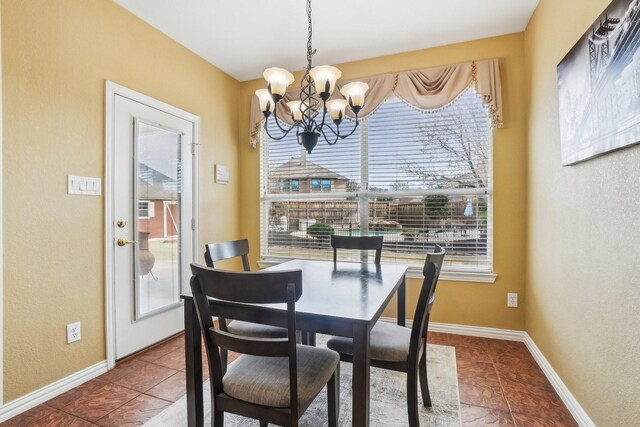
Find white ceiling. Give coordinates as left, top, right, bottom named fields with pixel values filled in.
left=113, top=0, right=539, bottom=82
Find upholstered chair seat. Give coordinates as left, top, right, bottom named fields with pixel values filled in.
left=224, top=345, right=339, bottom=408
left=326, top=321, right=411, bottom=362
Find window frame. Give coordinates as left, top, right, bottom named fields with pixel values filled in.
left=282, top=178, right=299, bottom=193
left=310, top=178, right=332, bottom=192
left=259, top=93, right=496, bottom=282
left=138, top=200, right=155, bottom=219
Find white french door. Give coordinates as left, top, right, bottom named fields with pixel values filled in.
left=108, top=87, right=197, bottom=360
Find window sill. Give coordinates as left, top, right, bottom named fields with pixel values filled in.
left=257, top=258, right=497, bottom=284
left=406, top=266, right=497, bottom=283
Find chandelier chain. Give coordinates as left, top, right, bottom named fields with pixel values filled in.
left=300, top=0, right=318, bottom=125
left=306, top=0, right=314, bottom=68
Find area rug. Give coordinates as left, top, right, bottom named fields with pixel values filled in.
left=145, top=338, right=460, bottom=426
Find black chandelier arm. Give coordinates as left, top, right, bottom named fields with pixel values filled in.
left=319, top=127, right=341, bottom=145
left=301, top=114, right=314, bottom=132
left=314, top=103, right=328, bottom=133
left=271, top=104, right=296, bottom=134
left=321, top=120, right=339, bottom=137
left=322, top=112, right=360, bottom=139
left=295, top=128, right=306, bottom=147
left=262, top=117, right=297, bottom=141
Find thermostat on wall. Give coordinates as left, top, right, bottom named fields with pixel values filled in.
left=215, top=164, right=229, bottom=185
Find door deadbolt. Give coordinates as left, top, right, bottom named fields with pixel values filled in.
left=116, top=219, right=127, bottom=228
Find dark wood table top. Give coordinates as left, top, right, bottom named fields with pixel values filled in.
left=264, top=259, right=409, bottom=325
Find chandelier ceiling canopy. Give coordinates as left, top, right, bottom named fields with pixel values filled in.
left=256, top=0, right=369, bottom=154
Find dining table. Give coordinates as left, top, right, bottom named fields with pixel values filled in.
left=181, top=258, right=409, bottom=427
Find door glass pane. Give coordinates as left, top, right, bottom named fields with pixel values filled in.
left=135, top=121, right=182, bottom=319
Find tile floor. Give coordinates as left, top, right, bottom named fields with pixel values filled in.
left=1, top=332, right=576, bottom=426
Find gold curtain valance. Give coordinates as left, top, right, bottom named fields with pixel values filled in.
left=250, top=58, right=502, bottom=148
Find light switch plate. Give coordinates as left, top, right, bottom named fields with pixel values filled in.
left=68, top=176, right=101, bottom=196
left=215, top=164, right=229, bottom=185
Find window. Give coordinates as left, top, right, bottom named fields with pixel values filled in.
left=261, top=88, right=492, bottom=273
left=311, top=178, right=332, bottom=192
left=138, top=201, right=155, bottom=219
left=282, top=179, right=299, bottom=193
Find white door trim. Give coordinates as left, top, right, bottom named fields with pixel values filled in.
left=104, top=81, right=200, bottom=369
left=0, top=6, right=5, bottom=405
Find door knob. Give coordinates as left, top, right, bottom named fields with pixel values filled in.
left=117, top=238, right=138, bottom=247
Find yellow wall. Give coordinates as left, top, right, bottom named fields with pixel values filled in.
left=238, top=34, right=528, bottom=330
left=12, top=1, right=635, bottom=418
left=524, top=0, right=640, bottom=424
left=2, top=0, right=240, bottom=402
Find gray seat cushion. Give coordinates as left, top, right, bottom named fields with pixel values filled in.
left=326, top=321, right=411, bottom=362
left=223, top=345, right=339, bottom=408
left=227, top=320, right=288, bottom=338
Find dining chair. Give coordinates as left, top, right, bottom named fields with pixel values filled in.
left=204, top=239, right=251, bottom=272
left=330, top=234, right=384, bottom=264
left=204, top=239, right=289, bottom=369
left=190, top=264, right=340, bottom=427
left=326, top=245, right=445, bottom=427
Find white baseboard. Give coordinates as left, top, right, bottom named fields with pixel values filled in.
left=380, top=317, right=525, bottom=341
left=380, top=318, right=594, bottom=427
left=0, top=361, right=108, bottom=422
left=523, top=333, right=595, bottom=427
left=428, top=321, right=525, bottom=341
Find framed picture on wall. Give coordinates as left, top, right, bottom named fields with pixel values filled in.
left=556, top=0, right=640, bottom=166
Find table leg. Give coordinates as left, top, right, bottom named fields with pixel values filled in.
left=184, top=298, right=204, bottom=427
left=397, top=275, right=406, bottom=327
left=352, top=324, right=371, bottom=427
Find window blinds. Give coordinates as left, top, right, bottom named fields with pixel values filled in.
left=261, top=88, right=492, bottom=270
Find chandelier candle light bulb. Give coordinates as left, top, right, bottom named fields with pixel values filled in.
left=256, top=0, right=368, bottom=154
left=255, top=89, right=274, bottom=113
left=340, top=82, right=369, bottom=113
left=263, top=67, right=295, bottom=100
left=326, top=99, right=349, bottom=124
left=286, top=101, right=304, bottom=121
left=309, top=65, right=342, bottom=99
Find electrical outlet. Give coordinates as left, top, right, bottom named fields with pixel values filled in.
left=67, top=322, right=81, bottom=344
left=507, top=293, right=518, bottom=308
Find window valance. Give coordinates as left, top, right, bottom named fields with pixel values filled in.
left=250, top=58, right=502, bottom=148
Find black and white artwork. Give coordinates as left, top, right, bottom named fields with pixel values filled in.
left=557, top=0, right=640, bottom=165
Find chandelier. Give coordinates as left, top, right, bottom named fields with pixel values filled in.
left=255, top=0, right=369, bottom=154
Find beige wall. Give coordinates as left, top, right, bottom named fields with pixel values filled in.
left=2, top=0, right=240, bottom=402
left=524, top=0, right=640, bottom=424
left=238, top=34, right=528, bottom=330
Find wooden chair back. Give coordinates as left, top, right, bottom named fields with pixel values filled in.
left=409, top=245, right=446, bottom=358
left=330, top=235, right=384, bottom=264
left=204, top=239, right=250, bottom=271
left=189, top=263, right=303, bottom=418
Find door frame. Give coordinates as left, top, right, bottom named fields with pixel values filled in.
left=0, top=7, right=5, bottom=404
left=104, top=81, right=200, bottom=369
